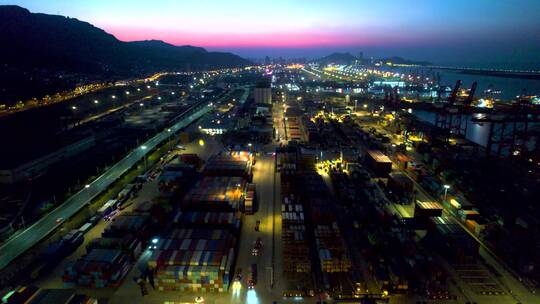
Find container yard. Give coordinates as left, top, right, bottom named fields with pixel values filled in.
left=300, top=163, right=353, bottom=296
left=277, top=146, right=315, bottom=295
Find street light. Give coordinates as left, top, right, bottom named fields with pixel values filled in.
left=94, top=100, right=99, bottom=104
left=141, top=145, right=148, bottom=171
left=443, top=184, right=450, bottom=201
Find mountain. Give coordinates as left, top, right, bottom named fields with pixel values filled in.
left=0, top=5, right=250, bottom=104
left=316, top=52, right=360, bottom=65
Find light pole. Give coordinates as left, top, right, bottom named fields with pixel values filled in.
left=443, top=184, right=450, bottom=201
left=141, top=145, right=148, bottom=172
left=167, top=128, right=173, bottom=150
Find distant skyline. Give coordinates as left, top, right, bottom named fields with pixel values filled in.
left=2, top=0, right=540, bottom=69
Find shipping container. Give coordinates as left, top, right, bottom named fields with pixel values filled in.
left=365, top=150, right=392, bottom=177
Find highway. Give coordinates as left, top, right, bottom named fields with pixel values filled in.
left=0, top=98, right=214, bottom=270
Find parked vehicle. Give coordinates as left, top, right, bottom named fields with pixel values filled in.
left=252, top=238, right=263, bottom=256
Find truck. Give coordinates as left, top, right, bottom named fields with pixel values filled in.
left=117, top=184, right=136, bottom=205
left=247, top=263, right=257, bottom=289
left=98, top=199, right=118, bottom=219
left=252, top=238, right=263, bottom=256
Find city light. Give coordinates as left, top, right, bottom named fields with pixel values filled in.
left=94, top=100, right=99, bottom=104
left=232, top=281, right=242, bottom=293
left=246, top=290, right=259, bottom=304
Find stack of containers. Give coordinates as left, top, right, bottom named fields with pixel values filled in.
left=203, top=153, right=252, bottom=181
left=281, top=196, right=304, bottom=224
left=102, top=213, right=150, bottom=239
left=172, top=211, right=241, bottom=230
left=181, top=176, right=244, bottom=211
left=281, top=194, right=311, bottom=273
left=314, top=223, right=352, bottom=273
left=148, top=229, right=236, bottom=292
left=63, top=212, right=150, bottom=288
left=86, top=235, right=142, bottom=261
left=63, top=249, right=130, bottom=288
left=302, top=171, right=352, bottom=274
left=428, top=216, right=479, bottom=262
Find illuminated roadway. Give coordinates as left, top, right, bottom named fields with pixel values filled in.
left=0, top=97, right=217, bottom=270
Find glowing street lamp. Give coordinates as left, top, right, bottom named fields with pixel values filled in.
left=443, top=184, right=451, bottom=201
left=141, top=145, right=148, bottom=171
